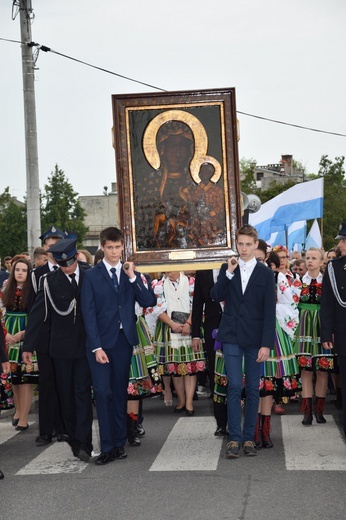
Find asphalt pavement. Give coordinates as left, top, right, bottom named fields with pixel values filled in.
left=1, top=392, right=346, bottom=520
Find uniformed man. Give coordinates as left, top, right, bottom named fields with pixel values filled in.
left=26, top=227, right=66, bottom=446
left=320, top=222, right=346, bottom=437
left=23, top=238, right=93, bottom=461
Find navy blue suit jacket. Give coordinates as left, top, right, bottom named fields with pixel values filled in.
left=210, top=261, right=276, bottom=349
left=81, top=262, right=156, bottom=352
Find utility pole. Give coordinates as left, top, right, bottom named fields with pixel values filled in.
left=19, top=0, right=41, bottom=256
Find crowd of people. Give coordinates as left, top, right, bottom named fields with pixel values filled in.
left=0, top=221, right=345, bottom=476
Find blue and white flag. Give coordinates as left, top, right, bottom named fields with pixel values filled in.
left=305, top=219, right=322, bottom=249
left=250, top=178, right=323, bottom=241
left=267, top=220, right=306, bottom=249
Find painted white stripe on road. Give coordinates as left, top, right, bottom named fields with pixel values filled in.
left=282, top=415, right=346, bottom=471
left=0, top=420, right=35, bottom=445
left=16, top=419, right=101, bottom=475
left=150, top=417, right=222, bottom=471
left=16, top=441, right=88, bottom=475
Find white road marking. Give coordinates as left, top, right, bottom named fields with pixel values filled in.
left=282, top=415, right=346, bottom=471
left=15, top=420, right=100, bottom=475
left=150, top=417, right=222, bottom=471
left=16, top=441, right=88, bottom=475
left=0, top=419, right=35, bottom=445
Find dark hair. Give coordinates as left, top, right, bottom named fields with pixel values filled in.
left=267, top=251, right=280, bottom=269
left=236, top=224, right=258, bottom=241
left=2, top=258, right=32, bottom=311
left=257, top=239, right=267, bottom=256
left=94, top=249, right=104, bottom=266
left=99, top=227, right=124, bottom=246
left=33, top=247, right=48, bottom=259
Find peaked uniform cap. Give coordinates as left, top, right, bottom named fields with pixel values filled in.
left=335, top=222, right=346, bottom=240
left=39, top=226, right=65, bottom=241
left=47, top=238, right=77, bottom=266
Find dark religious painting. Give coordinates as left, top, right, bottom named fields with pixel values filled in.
left=112, top=88, right=241, bottom=271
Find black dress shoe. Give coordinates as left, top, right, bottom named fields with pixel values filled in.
left=95, top=451, right=116, bottom=465
left=12, top=417, right=19, bottom=427
left=76, top=448, right=91, bottom=462
left=174, top=405, right=186, bottom=413
left=185, top=408, right=194, bottom=416
left=0, top=470, right=4, bottom=480
left=214, top=427, right=228, bottom=437
left=113, top=447, right=127, bottom=460
left=57, top=433, right=69, bottom=442
left=16, top=425, right=29, bottom=431
left=35, top=434, right=52, bottom=446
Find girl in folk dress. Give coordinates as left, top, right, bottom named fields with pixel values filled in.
left=254, top=244, right=302, bottom=448
left=1, top=258, right=38, bottom=431
left=153, top=272, right=205, bottom=415
left=294, top=248, right=333, bottom=425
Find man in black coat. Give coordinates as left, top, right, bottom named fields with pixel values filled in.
left=23, top=238, right=93, bottom=462
left=191, top=268, right=227, bottom=435
left=321, top=222, right=346, bottom=437
left=26, top=227, right=66, bottom=446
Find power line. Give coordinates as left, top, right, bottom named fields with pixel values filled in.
left=1, top=36, right=346, bottom=138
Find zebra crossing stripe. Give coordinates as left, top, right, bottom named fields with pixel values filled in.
left=282, top=415, right=346, bottom=471
left=150, top=417, right=222, bottom=471
left=0, top=420, right=34, bottom=445
left=15, top=421, right=101, bottom=475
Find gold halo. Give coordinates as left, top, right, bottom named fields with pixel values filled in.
left=142, top=109, right=221, bottom=184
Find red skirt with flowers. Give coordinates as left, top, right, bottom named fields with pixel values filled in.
left=154, top=322, right=206, bottom=376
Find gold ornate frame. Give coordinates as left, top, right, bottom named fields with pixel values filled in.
left=112, top=88, right=241, bottom=272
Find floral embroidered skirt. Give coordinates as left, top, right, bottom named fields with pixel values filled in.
left=154, top=322, right=206, bottom=376
left=128, top=316, right=163, bottom=399
left=294, top=303, right=335, bottom=372
left=5, top=311, right=39, bottom=384
left=214, top=349, right=228, bottom=404
left=0, top=371, right=14, bottom=410
left=260, top=319, right=301, bottom=397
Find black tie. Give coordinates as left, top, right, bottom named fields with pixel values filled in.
left=69, top=273, right=78, bottom=292
left=110, top=267, right=119, bottom=292
left=52, top=265, right=58, bottom=271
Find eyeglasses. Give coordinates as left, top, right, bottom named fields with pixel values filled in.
left=278, top=256, right=288, bottom=260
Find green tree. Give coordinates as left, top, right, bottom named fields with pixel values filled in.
left=239, top=157, right=257, bottom=194
left=41, top=165, right=88, bottom=244
left=259, top=179, right=296, bottom=204
left=0, top=187, right=27, bottom=258
left=317, top=155, right=346, bottom=250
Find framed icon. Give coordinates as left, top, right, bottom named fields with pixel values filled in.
left=112, top=88, right=241, bottom=272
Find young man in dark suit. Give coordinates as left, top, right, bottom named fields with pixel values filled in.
left=81, top=227, right=156, bottom=465
left=23, top=238, right=93, bottom=462
left=211, top=224, right=276, bottom=458
left=321, top=222, right=346, bottom=437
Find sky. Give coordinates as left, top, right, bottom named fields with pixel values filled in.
left=1, top=0, right=345, bottom=202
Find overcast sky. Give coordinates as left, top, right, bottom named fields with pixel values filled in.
left=1, top=0, right=345, bottom=202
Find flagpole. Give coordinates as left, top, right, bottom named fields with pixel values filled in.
left=285, top=225, right=288, bottom=250
left=320, top=218, right=324, bottom=248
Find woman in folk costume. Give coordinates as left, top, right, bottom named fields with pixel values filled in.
left=254, top=244, right=302, bottom=448
left=154, top=271, right=205, bottom=415
left=126, top=273, right=163, bottom=446
left=0, top=309, right=13, bottom=411
left=294, top=247, right=334, bottom=425
left=1, top=257, right=38, bottom=431
left=271, top=245, right=302, bottom=414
